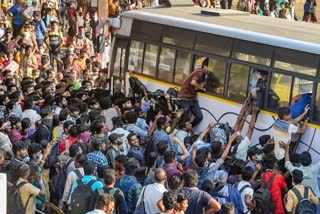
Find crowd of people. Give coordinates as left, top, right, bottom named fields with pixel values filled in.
left=0, top=0, right=318, bottom=214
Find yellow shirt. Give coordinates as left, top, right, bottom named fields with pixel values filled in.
left=17, top=178, right=40, bottom=214
left=285, top=184, right=319, bottom=214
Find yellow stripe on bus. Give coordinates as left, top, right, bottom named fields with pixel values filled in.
left=130, top=73, right=320, bottom=129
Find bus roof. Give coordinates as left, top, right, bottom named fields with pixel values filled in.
left=122, top=7, right=320, bottom=54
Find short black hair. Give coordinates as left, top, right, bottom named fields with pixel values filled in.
left=182, top=169, right=198, bottom=188
left=124, top=160, right=137, bottom=176
left=241, top=166, right=254, bottom=181
left=300, top=151, right=312, bottom=166
left=162, top=191, right=178, bottom=211
left=69, top=143, right=82, bottom=158
left=195, top=153, right=207, bottom=167
left=168, top=174, right=182, bottom=191
left=221, top=202, right=234, bottom=214
left=277, top=107, right=291, bottom=120
left=94, top=193, right=114, bottom=210
left=164, top=150, right=176, bottom=164
left=12, top=141, right=28, bottom=154
left=83, top=160, right=97, bottom=175
left=263, top=154, right=276, bottom=170
left=103, top=169, right=116, bottom=185
left=292, top=169, right=304, bottom=184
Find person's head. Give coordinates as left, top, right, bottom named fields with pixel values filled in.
left=156, top=116, right=166, bottom=130
left=69, top=142, right=83, bottom=157
left=201, top=179, right=214, bottom=193
left=92, top=137, right=107, bottom=152
left=115, top=155, right=128, bottom=172
left=25, top=45, right=33, bottom=55
left=28, top=143, right=42, bottom=161
left=213, top=170, right=228, bottom=186
left=24, top=98, right=34, bottom=110
left=201, top=57, right=209, bottom=73
left=51, top=20, right=58, bottom=30
left=124, top=160, right=137, bottom=176
left=168, top=174, right=183, bottom=191
left=83, top=160, right=97, bottom=175
left=300, top=151, right=312, bottom=166
left=12, top=141, right=28, bottom=158
left=69, top=125, right=79, bottom=138
left=263, top=154, right=276, bottom=170
left=125, top=111, right=137, bottom=124
left=263, top=143, right=275, bottom=156
left=155, top=168, right=167, bottom=184
left=164, top=150, right=177, bottom=164
left=175, top=193, right=188, bottom=212
left=74, top=153, right=87, bottom=168
left=277, top=107, right=291, bottom=120
left=292, top=169, right=303, bottom=185
left=69, top=105, right=80, bottom=118
left=182, top=169, right=198, bottom=188
left=4, top=30, right=12, bottom=40
left=195, top=153, right=208, bottom=168
left=241, top=166, right=254, bottom=182
left=127, top=133, right=139, bottom=147
left=108, top=133, right=123, bottom=146
left=18, top=163, right=30, bottom=178
left=33, top=11, right=40, bottom=20
left=280, top=2, right=285, bottom=8
left=221, top=202, right=235, bottom=214
left=178, top=119, right=193, bottom=131
left=254, top=2, right=260, bottom=9
left=94, top=193, right=115, bottom=214
left=103, top=169, right=116, bottom=186
left=162, top=191, right=178, bottom=211
left=91, top=120, right=104, bottom=135
left=247, top=146, right=262, bottom=162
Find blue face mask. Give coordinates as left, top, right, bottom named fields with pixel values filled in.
left=257, top=154, right=263, bottom=161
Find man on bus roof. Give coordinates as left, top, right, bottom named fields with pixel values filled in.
left=178, top=57, right=209, bottom=127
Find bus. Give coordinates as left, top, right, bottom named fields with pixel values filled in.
left=109, top=5, right=320, bottom=164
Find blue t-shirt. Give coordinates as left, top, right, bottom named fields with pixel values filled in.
left=289, top=93, right=311, bottom=119
left=8, top=5, right=23, bottom=25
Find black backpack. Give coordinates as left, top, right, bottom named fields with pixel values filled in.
left=49, top=158, right=73, bottom=202
left=7, top=181, right=32, bottom=214
left=292, top=186, right=316, bottom=214
left=253, top=173, right=276, bottom=214
left=129, top=76, right=146, bottom=99
left=71, top=179, right=97, bottom=214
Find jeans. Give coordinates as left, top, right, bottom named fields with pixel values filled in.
left=180, top=100, right=203, bottom=127
left=36, top=39, right=43, bottom=46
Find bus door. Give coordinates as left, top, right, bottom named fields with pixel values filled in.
left=111, top=38, right=129, bottom=94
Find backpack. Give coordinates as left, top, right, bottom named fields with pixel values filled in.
left=292, top=186, right=316, bottom=214
left=253, top=173, right=276, bottom=214
left=49, top=158, right=73, bottom=201
left=71, top=179, right=97, bottom=214
left=7, top=181, right=32, bottom=214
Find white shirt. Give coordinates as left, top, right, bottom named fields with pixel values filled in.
left=137, top=182, right=167, bottom=214
left=232, top=136, right=251, bottom=161
left=86, top=209, right=106, bottom=214
left=62, top=167, right=84, bottom=202
left=22, top=109, right=41, bottom=129
left=237, top=180, right=254, bottom=214
left=274, top=123, right=298, bottom=160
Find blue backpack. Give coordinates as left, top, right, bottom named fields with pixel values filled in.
left=292, top=187, right=316, bottom=214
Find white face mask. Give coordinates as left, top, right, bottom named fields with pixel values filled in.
left=93, top=16, right=98, bottom=21
left=39, top=48, right=45, bottom=54
left=37, top=153, right=43, bottom=162
left=68, top=48, right=74, bottom=52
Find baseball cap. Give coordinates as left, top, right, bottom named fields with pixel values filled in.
left=214, top=170, right=228, bottom=183
left=108, top=133, right=124, bottom=142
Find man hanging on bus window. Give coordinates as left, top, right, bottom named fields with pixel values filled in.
left=178, top=57, right=208, bottom=127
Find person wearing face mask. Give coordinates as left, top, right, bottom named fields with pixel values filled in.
left=246, top=146, right=263, bottom=173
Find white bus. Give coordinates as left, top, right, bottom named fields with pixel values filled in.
left=110, top=6, right=320, bottom=164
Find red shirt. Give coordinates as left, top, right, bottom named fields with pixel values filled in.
left=262, top=171, right=287, bottom=214
left=59, top=136, right=78, bottom=154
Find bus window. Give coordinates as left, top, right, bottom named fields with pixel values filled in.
left=206, top=58, right=226, bottom=95
left=162, top=26, right=195, bottom=49
left=232, top=40, right=272, bottom=66
left=268, top=73, right=292, bottom=110
left=128, top=40, right=144, bottom=74
left=131, top=20, right=162, bottom=42
left=314, top=84, right=320, bottom=122
left=195, top=33, right=232, bottom=57
left=174, top=51, right=191, bottom=84
left=227, top=64, right=250, bottom=103
left=143, top=44, right=158, bottom=77
left=158, top=47, right=175, bottom=81
left=292, top=78, right=313, bottom=98
left=273, top=48, right=318, bottom=76
left=113, top=47, right=126, bottom=77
